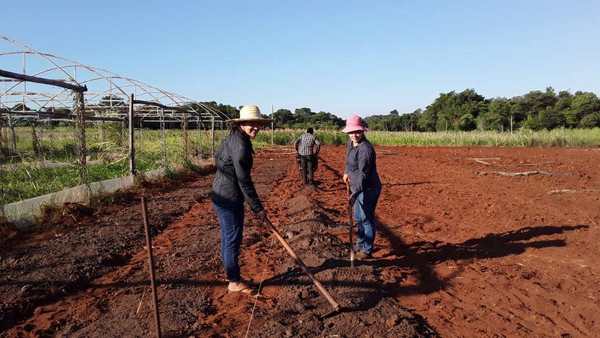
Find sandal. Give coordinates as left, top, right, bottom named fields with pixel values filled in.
left=227, top=281, right=254, bottom=294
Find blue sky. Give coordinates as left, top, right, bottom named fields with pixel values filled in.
left=2, top=0, right=599, bottom=117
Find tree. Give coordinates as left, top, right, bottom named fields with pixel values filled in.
left=565, top=92, right=600, bottom=127
left=417, top=109, right=437, bottom=131
left=294, top=108, right=313, bottom=120
left=579, top=112, right=600, bottom=128
left=273, top=109, right=294, bottom=127
left=199, top=101, right=239, bottom=119
left=424, top=89, right=485, bottom=131
left=479, top=98, right=511, bottom=131
left=538, top=106, right=565, bottom=130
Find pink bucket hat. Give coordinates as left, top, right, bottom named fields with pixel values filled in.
left=342, top=115, right=368, bottom=133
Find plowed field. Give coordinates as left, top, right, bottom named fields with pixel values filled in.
left=1, top=145, right=599, bottom=337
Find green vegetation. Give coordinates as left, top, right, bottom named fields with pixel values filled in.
left=272, top=107, right=344, bottom=129
left=261, top=88, right=600, bottom=132
left=0, top=125, right=226, bottom=205
left=0, top=154, right=160, bottom=205
left=2, top=126, right=600, bottom=205
left=258, top=129, right=600, bottom=148
left=366, top=88, right=600, bottom=132
left=363, top=129, right=600, bottom=147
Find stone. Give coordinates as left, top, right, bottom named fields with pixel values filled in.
left=385, top=314, right=400, bottom=328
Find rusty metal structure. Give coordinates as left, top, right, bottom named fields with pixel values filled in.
left=0, top=35, right=231, bottom=187
left=0, top=35, right=229, bottom=126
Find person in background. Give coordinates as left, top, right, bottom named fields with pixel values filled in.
left=211, top=105, right=271, bottom=293
left=342, top=115, right=382, bottom=259
left=294, top=127, right=321, bottom=186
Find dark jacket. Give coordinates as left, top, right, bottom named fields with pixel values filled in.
left=211, top=128, right=263, bottom=213
left=345, top=138, right=381, bottom=194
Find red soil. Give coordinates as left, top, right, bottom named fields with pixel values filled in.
left=1, top=145, right=599, bottom=337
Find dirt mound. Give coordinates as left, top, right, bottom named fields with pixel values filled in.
left=251, top=190, right=437, bottom=337
left=259, top=263, right=436, bottom=337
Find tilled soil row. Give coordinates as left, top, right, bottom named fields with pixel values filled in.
left=249, top=191, right=437, bottom=337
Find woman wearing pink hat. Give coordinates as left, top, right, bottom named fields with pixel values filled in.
left=342, top=115, right=382, bottom=258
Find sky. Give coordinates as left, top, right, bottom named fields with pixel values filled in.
left=2, top=0, right=599, bottom=117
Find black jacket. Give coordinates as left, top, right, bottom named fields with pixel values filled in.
left=211, top=128, right=263, bottom=213
left=345, top=138, right=381, bottom=194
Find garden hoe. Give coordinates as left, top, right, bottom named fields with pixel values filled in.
left=262, top=217, right=341, bottom=318
left=346, top=182, right=355, bottom=268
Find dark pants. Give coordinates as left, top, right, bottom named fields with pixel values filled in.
left=300, top=155, right=317, bottom=184
left=212, top=201, right=244, bottom=282
left=353, top=185, right=381, bottom=254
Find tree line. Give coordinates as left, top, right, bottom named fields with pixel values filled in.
left=366, top=88, right=600, bottom=132
left=210, top=87, right=600, bottom=132
left=4, top=88, right=599, bottom=132
left=199, top=104, right=346, bottom=129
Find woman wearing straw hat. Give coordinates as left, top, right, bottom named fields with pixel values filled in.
left=212, top=105, right=271, bottom=293
left=342, top=115, right=382, bottom=259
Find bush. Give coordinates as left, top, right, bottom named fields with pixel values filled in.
left=579, top=113, right=600, bottom=128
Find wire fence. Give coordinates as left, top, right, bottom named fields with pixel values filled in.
left=0, top=117, right=229, bottom=205
left=0, top=35, right=235, bottom=205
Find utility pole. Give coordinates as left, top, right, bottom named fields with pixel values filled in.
left=271, top=104, right=274, bottom=145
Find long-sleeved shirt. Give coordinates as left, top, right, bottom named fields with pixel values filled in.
left=211, top=128, right=263, bottom=213
left=295, top=133, right=320, bottom=156
left=345, top=138, right=381, bottom=194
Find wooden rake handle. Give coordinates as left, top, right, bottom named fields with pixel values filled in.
left=264, top=219, right=340, bottom=311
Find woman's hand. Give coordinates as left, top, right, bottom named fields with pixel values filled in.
left=255, top=210, right=270, bottom=226
left=343, top=173, right=349, bottom=184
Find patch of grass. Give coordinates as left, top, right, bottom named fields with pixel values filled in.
left=3, top=126, right=599, bottom=205
left=255, top=128, right=600, bottom=147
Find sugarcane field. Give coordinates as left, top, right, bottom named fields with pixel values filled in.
left=2, top=3, right=600, bottom=338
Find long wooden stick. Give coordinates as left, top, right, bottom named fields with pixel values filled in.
left=345, top=182, right=354, bottom=268
left=141, top=196, right=161, bottom=338
left=264, top=219, right=340, bottom=312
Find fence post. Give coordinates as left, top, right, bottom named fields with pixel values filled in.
left=0, top=113, right=5, bottom=152
left=211, top=115, right=215, bottom=156
left=7, top=112, right=16, bottom=154
left=182, top=112, right=189, bottom=162
left=196, top=115, right=201, bottom=158
left=74, top=90, right=88, bottom=184
left=271, top=104, right=274, bottom=145
left=129, top=93, right=136, bottom=176
left=99, top=119, right=105, bottom=142
left=160, top=108, right=166, bottom=168
left=31, top=120, right=41, bottom=159
left=138, top=116, right=143, bottom=154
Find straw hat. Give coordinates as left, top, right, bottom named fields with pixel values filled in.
left=342, top=114, right=368, bottom=133
left=229, top=105, right=272, bottom=124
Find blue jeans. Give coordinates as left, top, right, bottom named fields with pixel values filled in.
left=213, top=201, right=244, bottom=282
left=354, top=186, right=381, bottom=254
